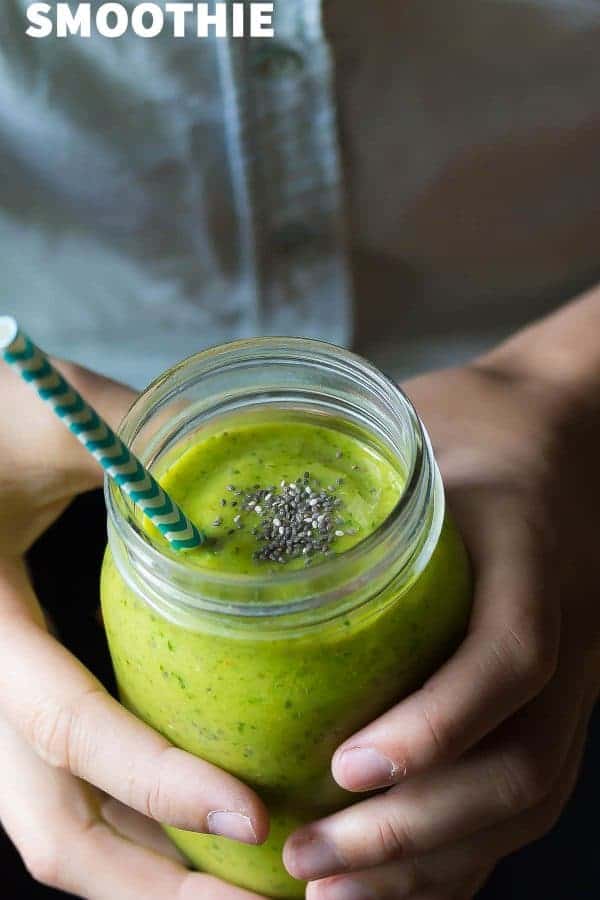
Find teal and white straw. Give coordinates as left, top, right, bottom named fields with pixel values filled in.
left=0, top=316, right=204, bottom=551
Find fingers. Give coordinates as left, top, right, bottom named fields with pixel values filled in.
left=100, top=796, right=185, bottom=862
left=286, top=755, right=523, bottom=881
left=305, top=861, right=491, bottom=900
left=307, top=870, right=489, bottom=900
left=394, top=883, right=489, bottom=900
left=285, top=656, right=584, bottom=882
left=49, top=359, right=139, bottom=487
left=61, top=823, right=268, bottom=900
left=0, top=716, right=266, bottom=900
left=299, top=703, right=589, bottom=899
left=0, top=358, right=138, bottom=554
left=0, top=560, right=268, bottom=842
left=55, top=360, right=137, bottom=430
left=332, top=495, right=559, bottom=792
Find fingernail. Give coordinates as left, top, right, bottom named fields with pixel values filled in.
left=317, top=879, right=378, bottom=900
left=285, top=832, right=345, bottom=880
left=336, top=747, right=396, bottom=790
left=207, top=810, right=258, bottom=844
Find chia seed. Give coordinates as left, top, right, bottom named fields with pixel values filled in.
left=238, top=471, right=356, bottom=564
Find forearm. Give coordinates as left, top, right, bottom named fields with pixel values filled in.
left=478, top=282, right=600, bottom=392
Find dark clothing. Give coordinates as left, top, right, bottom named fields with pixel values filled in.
left=3, top=492, right=598, bottom=898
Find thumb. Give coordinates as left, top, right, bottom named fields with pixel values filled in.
left=49, top=359, right=139, bottom=488
left=2, top=357, right=137, bottom=490
left=53, top=359, right=137, bottom=431
left=0, top=358, right=138, bottom=554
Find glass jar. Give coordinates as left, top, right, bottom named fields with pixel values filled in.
left=100, top=338, right=472, bottom=898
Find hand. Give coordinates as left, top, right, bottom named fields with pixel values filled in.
left=284, top=352, right=600, bottom=899
left=0, top=361, right=269, bottom=899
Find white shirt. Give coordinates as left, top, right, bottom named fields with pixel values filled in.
left=3, top=1, right=600, bottom=386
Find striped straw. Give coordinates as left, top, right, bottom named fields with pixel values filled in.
left=0, top=317, right=204, bottom=551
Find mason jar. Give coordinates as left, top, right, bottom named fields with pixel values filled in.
left=100, top=338, right=472, bottom=898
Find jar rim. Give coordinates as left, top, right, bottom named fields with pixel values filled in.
left=105, top=337, right=442, bottom=620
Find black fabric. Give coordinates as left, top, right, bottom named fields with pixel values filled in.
left=2, top=491, right=598, bottom=898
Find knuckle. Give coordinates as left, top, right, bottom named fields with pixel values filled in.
left=138, top=746, right=177, bottom=824
left=529, top=785, right=568, bottom=840
left=144, top=773, right=170, bottom=823
left=25, top=698, right=75, bottom=769
left=523, top=631, right=558, bottom=690
left=373, top=812, right=415, bottom=862
left=24, top=689, right=102, bottom=774
left=538, top=796, right=565, bottom=836
left=22, top=841, right=65, bottom=889
left=420, top=689, right=455, bottom=761
left=493, top=749, right=554, bottom=814
left=497, top=625, right=557, bottom=697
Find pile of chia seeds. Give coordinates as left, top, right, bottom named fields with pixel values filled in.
left=214, top=471, right=358, bottom=564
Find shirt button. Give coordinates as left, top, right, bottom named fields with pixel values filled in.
left=272, top=222, right=319, bottom=255
left=252, top=43, right=305, bottom=78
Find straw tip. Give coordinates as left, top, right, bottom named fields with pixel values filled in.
left=0, top=316, right=18, bottom=350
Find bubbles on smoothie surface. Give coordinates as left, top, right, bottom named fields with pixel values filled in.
left=153, top=417, right=404, bottom=574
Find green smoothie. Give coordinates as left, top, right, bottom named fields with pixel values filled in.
left=101, top=412, right=472, bottom=897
